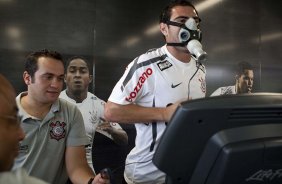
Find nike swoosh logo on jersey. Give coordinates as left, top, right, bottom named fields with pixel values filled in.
left=171, top=82, right=182, bottom=88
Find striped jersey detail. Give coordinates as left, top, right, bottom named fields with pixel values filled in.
left=121, top=54, right=167, bottom=91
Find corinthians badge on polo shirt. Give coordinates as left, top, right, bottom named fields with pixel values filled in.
left=50, top=121, right=66, bottom=141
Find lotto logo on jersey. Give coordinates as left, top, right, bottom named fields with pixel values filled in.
left=126, top=68, right=153, bottom=102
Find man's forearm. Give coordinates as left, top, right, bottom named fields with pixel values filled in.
left=104, top=102, right=168, bottom=123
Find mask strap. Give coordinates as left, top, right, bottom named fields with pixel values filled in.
left=165, top=20, right=200, bottom=47
left=165, top=20, right=185, bottom=28
left=167, top=42, right=187, bottom=47
left=165, top=21, right=187, bottom=47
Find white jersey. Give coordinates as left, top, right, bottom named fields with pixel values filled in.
left=108, top=45, right=206, bottom=184
left=59, top=91, right=122, bottom=172
left=210, top=85, right=236, bottom=96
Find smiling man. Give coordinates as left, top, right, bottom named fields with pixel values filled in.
left=13, top=49, right=109, bottom=184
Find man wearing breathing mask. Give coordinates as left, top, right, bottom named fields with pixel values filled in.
left=164, top=6, right=207, bottom=62
left=104, top=1, right=207, bottom=183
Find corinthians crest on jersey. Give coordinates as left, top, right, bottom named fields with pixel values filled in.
left=50, top=121, right=66, bottom=141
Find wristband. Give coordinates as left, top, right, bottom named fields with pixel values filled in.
left=87, top=177, right=94, bottom=184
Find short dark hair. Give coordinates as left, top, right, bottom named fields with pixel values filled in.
left=66, top=56, right=89, bottom=69
left=25, top=49, right=64, bottom=78
left=159, top=0, right=199, bottom=23
left=235, top=61, right=253, bottom=76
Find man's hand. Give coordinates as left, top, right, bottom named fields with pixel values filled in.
left=163, top=98, right=191, bottom=122
left=97, top=119, right=113, bottom=134
left=92, top=173, right=110, bottom=184
left=163, top=103, right=180, bottom=122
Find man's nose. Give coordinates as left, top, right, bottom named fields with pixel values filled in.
left=50, top=77, right=63, bottom=88
left=248, top=79, right=253, bottom=85
left=18, top=126, right=25, bottom=141
left=74, top=70, right=81, bottom=76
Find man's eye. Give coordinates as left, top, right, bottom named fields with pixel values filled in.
left=44, top=75, right=53, bottom=80
left=174, top=19, right=185, bottom=24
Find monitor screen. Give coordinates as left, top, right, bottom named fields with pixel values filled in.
left=153, top=93, right=282, bottom=184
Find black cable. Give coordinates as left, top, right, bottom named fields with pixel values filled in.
left=188, top=61, right=202, bottom=99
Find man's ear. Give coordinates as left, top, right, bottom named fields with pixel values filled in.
left=64, top=74, right=67, bottom=83
left=23, top=71, right=32, bottom=85
left=89, top=75, right=93, bottom=84
left=160, top=23, right=168, bottom=36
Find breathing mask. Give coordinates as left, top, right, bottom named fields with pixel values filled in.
left=166, top=17, right=207, bottom=62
